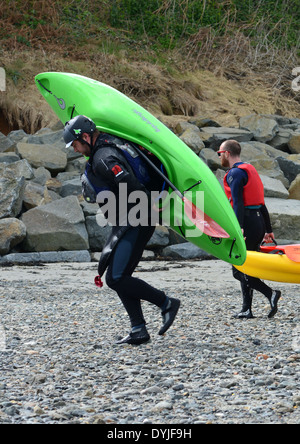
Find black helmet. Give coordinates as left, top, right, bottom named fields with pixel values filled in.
left=63, top=115, right=96, bottom=148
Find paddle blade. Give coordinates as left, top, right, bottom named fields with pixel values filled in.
left=285, top=245, right=300, bottom=262
left=183, top=197, right=230, bottom=238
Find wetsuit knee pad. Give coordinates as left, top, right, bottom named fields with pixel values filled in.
left=105, top=272, right=122, bottom=291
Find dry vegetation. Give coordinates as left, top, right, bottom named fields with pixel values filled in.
left=0, top=1, right=299, bottom=134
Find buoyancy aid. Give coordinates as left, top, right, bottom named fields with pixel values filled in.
left=81, top=135, right=151, bottom=203
left=94, top=134, right=151, bottom=186
left=224, top=163, right=265, bottom=207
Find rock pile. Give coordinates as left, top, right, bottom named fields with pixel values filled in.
left=0, top=113, right=300, bottom=264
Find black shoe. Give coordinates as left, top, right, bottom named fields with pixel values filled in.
left=159, top=297, right=180, bottom=335
left=116, top=325, right=150, bottom=345
left=234, top=309, right=254, bottom=319
left=268, top=290, right=281, bottom=318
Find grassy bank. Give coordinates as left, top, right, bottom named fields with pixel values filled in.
left=0, top=1, right=299, bottom=133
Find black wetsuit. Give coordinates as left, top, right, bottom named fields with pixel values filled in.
left=225, top=163, right=273, bottom=312
left=82, top=133, right=167, bottom=327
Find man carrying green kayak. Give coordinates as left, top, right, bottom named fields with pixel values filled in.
left=63, top=115, right=180, bottom=345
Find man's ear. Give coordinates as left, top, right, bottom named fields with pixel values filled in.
left=82, top=133, right=90, bottom=142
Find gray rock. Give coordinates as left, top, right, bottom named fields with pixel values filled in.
left=239, top=114, right=278, bottom=143
left=7, top=129, right=28, bottom=143
left=80, top=201, right=99, bottom=217
left=0, top=132, right=16, bottom=152
left=288, top=174, right=300, bottom=200
left=21, top=196, right=89, bottom=252
left=16, top=142, right=67, bottom=174
left=288, top=133, right=300, bottom=154
left=199, top=148, right=223, bottom=170
left=32, top=167, right=52, bottom=186
left=179, top=127, right=205, bottom=154
left=260, top=175, right=289, bottom=199
left=0, top=218, right=26, bottom=255
left=0, top=250, right=90, bottom=265
left=265, top=197, right=300, bottom=239
left=269, top=128, right=294, bottom=152
left=85, top=216, right=112, bottom=251
left=0, top=171, right=25, bottom=219
left=188, top=117, right=221, bottom=128
left=1, top=159, right=35, bottom=181
left=200, top=126, right=253, bottom=144
left=240, top=142, right=289, bottom=186
left=59, top=178, right=82, bottom=198
left=276, top=155, right=300, bottom=184
left=0, top=152, right=20, bottom=163
left=65, top=157, right=86, bottom=174
left=27, top=129, right=65, bottom=149
left=23, top=182, right=49, bottom=209
left=147, top=226, right=169, bottom=249
left=161, top=242, right=214, bottom=259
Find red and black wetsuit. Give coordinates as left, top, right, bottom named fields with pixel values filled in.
left=224, top=162, right=274, bottom=312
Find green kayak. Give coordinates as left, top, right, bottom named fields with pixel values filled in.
left=35, top=72, right=246, bottom=265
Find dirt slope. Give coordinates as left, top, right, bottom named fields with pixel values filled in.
left=0, top=48, right=299, bottom=134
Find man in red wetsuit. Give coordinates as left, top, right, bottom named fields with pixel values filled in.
left=218, top=139, right=281, bottom=319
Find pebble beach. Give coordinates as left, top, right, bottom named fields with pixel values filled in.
left=0, top=259, right=299, bottom=424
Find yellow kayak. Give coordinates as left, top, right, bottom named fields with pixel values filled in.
left=235, top=250, right=300, bottom=284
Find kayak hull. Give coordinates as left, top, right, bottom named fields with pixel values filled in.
left=35, top=72, right=246, bottom=266
left=235, top=251, right=300, bottom=284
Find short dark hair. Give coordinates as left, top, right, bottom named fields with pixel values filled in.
left=222, top=140, right=241, bottom=156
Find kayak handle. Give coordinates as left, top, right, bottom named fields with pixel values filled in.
left=261, top=239, right=277, bottom=246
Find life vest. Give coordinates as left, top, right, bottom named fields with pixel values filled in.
left=81, top=135, right=154, bottom=203
left=98, top=134, right=151, bottom=186
left=224, top=163, right=265, bottom=207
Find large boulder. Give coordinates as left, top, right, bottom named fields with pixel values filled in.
left=0, top=218, right=26, bottom=255
left=85, top=215, right=112, bottom=251
left=265, top=197, right=300, bottom=240
left=239, top=115, right=278, bottom=143
left=27, top=129, right=65, bottom=148
left=240, top=142, right=288, bottom=186
left=199, top=126, right=253, bottom=144
left=269, top=128, right=294, bottom=152
left=276, top=155, right=300, bottom=184
left=199, top=148, right=223, bottom=171
left=16, top=142, right=67, bottom=174
left=288, top=133, right=300, bottom=154
left=23, top=182, right=55, bottom=210
left=161, top=242, right=213, bottom=260
left=0, top=250, right=91, bottom=265
left=2, top=159, right=34, bottom=180
left=0, top=152, right=20, bottom=163
left=0, top=132, right=16, bottom=153
left=289, top=175, right=300, bottom=200
left=0, top=170, right=25, bottom=219
left=179, top=127, right=205, bottom=154
left=21, top=196, right=89, bottom=252
left=260, top=175, right=289, bottom=199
